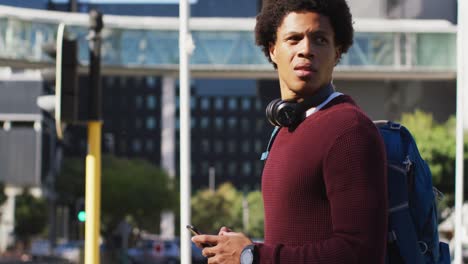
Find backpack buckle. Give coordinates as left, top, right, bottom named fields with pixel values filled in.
left=389, top=122, right=402, bottom=130
left=403, top=156, right=412, bottom=172
left=433, top=187, right=445, bottom=201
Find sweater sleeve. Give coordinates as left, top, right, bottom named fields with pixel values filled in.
left=256, top=121, right=388, bottom=264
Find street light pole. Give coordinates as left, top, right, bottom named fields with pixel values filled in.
left=180, top=0, right=193, bottom=263
left=454, top=0, right=467, bottom=262
left=85, top=9, right=103, bottom=264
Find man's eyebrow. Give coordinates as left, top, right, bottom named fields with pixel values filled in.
left=310, top=29, right=332, bottom=36
left=283, top=29, right=332, bottom=37
left=283, top=31, right=302, bottom=37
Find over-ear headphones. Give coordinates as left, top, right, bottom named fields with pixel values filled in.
left=265, top=84, right=335, bottom=127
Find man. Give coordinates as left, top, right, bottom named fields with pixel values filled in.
left=192, top=0, right=388, bottom=263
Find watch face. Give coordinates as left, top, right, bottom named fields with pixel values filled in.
left=241, top=249, right=254, bottom=264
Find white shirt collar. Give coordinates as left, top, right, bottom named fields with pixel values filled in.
left=305, top=92, right=343, bottom=117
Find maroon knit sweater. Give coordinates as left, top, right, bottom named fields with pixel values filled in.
left=257, top=95, right=387, bottom=264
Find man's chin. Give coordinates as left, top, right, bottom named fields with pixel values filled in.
left=289, top=82, right=322, bottom=96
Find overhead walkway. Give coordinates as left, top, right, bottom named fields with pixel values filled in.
left=0, top=4, right=457, bottom=80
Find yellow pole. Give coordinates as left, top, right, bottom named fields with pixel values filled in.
left=85, top=121, right=102, bottom=264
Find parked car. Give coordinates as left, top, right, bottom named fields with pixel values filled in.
left=30, top=239, right=51, bottom=260
left=127, top=238, right=207, bottom=264
left=53, top=240, right=83, bottom=263
left=128, top=238, right=176, bottom=264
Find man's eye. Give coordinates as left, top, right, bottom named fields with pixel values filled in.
left=286, top=36, right=302, bottom=42
left=315, top=37, right=327, bottom=45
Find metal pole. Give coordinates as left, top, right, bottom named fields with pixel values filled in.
left=88, top=10, right=103, bottom=121
left=85, top=122, right=101, bottom=264
left=179, top=0, right=192, bottom=263
left=454, top=0, right=467, bottom=263
left=47, top=118, right=57, bottom=251
left=85, top=9, right=103, bottom=264
left=69, top=0, right=78, bottom=12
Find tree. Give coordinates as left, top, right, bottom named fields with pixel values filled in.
left=14, top=190, right=48, bottom=247
left=100, top=155, right=178, bottom=234
left=245, top=190, right=264, bottom=238
left=191, top=183, right=265, bottom=237
left=191, top=183, right=243, bottom=234
left=56, top=155, right=178, bottom=235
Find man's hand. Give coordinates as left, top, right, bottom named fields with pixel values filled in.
left=191, top=227, right=252, bottom=264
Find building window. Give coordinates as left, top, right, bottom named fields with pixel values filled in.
left=214, top=97, right=224, bottom=110
left=214, top=140, right=223, bottom=153
left=228, top=98, right=237, bottom=110
left=201, top=161, right=210, bottom=176
left=147, top=95, right=157, bottom=110
left=256, top=119, right=265, bottom=132
left=255, top=140, right=263, bottom=153
left=146, top=117, right=156, bottom=130
left=242, top=162, right=252, bottom=176
left=215, top=162, right=223, bottom=175
left=227, top=140, right=236, bottom=153
left=191, top=97, right=197, bottom=110
left=201, top=139, right=210, bottom=153
left=241, top=98, right=251, bottom=111
left=191, top=162, right=197, bottom=176
left=201, top=98, right=210, bottom=110
left=227, top=117, right=238, bottom=130
left=135, top=95, right=143, bottom=109
left=228, top=162, right=237, bottom=176
left=214, top=117, right=223, bottom=131
left=146, top=76, right=156, bottom=88
left=242, top=140, right=250, bottom=153
left=255, top=99, right=263, bottom=111
left=200, top=117, right=209, bottom=129
left=191, top=118, right=196, bottom=129
left=135, top=118, right=143, bottom=130
left=241, top=117, right=250, bottom=132
left=146, top=140, right=154, bottom=152
left=132, top=139, right=142, bottom=153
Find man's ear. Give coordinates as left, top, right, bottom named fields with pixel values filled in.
left=334, top=47, right=342, bottom=66
left=269, top=42, right=277, bottom=64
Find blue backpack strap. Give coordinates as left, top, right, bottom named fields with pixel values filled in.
left=260, top=126, right=280, bottom=161
left=375, top=121, right=425, bottom=264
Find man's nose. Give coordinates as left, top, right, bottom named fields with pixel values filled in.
left=298, top=38, right=314, bottom=58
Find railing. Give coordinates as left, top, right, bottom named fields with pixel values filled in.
left=0, top=4, right=458, bottom=79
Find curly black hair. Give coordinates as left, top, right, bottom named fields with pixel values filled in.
left=255, top=0, right=354, bottom=68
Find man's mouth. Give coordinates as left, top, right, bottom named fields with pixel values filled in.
left=294, top=64, right=317, bottom=78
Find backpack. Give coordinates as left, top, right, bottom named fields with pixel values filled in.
left=374, top=120, right=450, bottom=264
left=260, top=120, right=451, bottom=263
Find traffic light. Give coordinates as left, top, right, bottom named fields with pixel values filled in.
left=76, top=197, right=86, bottom=222
left=40, top=23, right=79, bottom=139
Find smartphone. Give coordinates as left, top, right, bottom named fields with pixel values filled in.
left=186, top=224, right=202, bottom=236
left=186, top=224, right=213, bottom=247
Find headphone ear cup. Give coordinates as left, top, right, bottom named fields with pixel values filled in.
left=266, top=99, right=282, bottom=126
left=266, top=99, right=298, bottom=127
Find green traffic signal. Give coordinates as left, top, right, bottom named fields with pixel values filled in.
left=78, top=211, right=86, bottom=222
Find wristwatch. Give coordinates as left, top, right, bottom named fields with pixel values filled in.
left=240, top=244, right=258, bottom=264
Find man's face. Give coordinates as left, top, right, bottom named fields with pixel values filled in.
left=269, top=11, right=340, bottom=101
